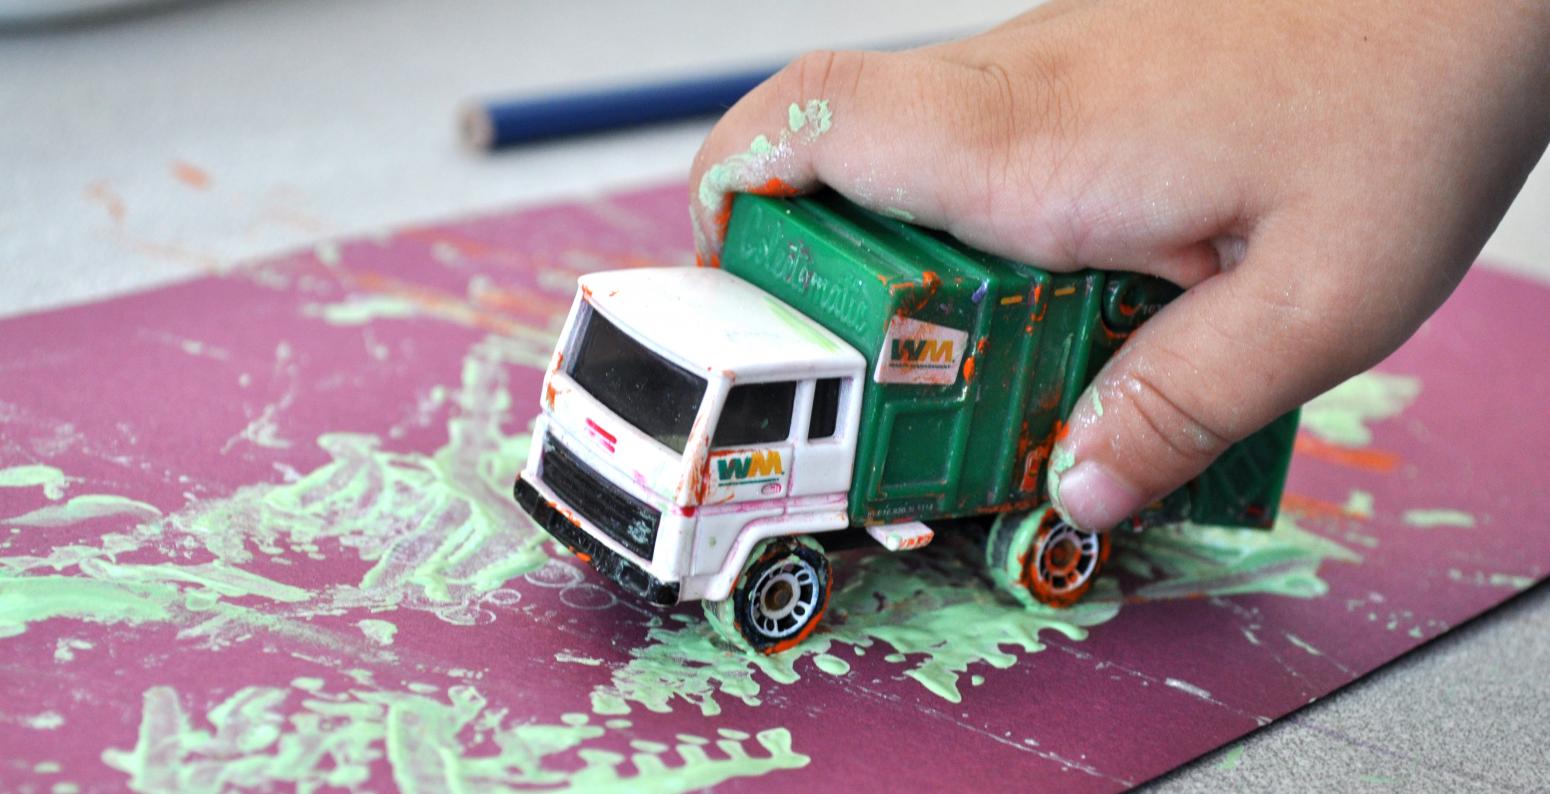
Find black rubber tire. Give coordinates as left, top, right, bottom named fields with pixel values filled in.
left=705, top=536, right=832, bottom=655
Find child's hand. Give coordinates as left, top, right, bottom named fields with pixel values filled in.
left=689, top=0, right=1549, bottom=532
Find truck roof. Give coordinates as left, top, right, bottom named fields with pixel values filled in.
left=579, top=267, right=865, bottom=380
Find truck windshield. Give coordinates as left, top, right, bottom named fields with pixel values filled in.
left=568, top=304, right=706, bottom=454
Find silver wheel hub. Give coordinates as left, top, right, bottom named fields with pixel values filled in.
left=1036, top=523, right=1102, bottom=593
left=747, top=555, right=820, bottom=639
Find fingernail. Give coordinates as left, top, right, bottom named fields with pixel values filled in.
left=1050, top=460, right=1141, bottom=532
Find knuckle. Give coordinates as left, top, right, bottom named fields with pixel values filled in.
left=1111, top=362, right=1235, bottom=468
left=781, top=49, right=869, bottom=104
left=945, top=49, right=1085, bottom=257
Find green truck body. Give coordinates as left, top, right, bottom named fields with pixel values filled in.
left=721, top=191, right=1297, bottom=530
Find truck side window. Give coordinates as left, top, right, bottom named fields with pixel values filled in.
left=809, top=378, right=842, bottom=440
left=713, top=381, right=796, bottom=447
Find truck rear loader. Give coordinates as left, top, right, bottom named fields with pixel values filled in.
left=514, top=191, right=1298, bottom=653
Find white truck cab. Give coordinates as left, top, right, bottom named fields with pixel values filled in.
left=516, top=267, right=866, bottom=607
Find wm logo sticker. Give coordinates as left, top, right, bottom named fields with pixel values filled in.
left=875, top=316, right=968, bottom=385
left=890, top=338, right=955, bottom=366
left=715, top=450, right=784, bottom=484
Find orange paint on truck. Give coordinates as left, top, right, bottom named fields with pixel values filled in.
left=749, top=177, right=800, bottom=197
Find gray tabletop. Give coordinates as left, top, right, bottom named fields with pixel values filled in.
left=3, top=2, right=1547, bottom=790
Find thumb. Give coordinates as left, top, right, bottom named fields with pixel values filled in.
left=1046, top=228, right=1374, bottom=532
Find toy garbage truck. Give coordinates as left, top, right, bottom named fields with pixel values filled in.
left=514, top=191, right=1298, bottom=654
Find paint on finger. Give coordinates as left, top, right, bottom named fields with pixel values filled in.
left=695, top=98, right=836, bottom=242
left=785, top=99, right=832, bottom=137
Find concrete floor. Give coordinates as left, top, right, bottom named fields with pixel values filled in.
left=3, top=2, right=1547, bottom=790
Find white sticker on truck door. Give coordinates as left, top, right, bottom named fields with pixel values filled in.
left=873, top=316, right=968, bottom=385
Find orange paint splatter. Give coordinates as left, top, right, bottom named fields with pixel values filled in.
left=1293, top=434, right=1402, bottom=474
left=258, top=206, right=329, bottom=233
left=344, top=270, right=527, bottom=337
left=171, top=160, right=211, bottom=190
left=119, top=237, right=220, bottom=272
left=1282, top=492, right=1369, bottom=522
left=1019, top=421, right=1064, bottom=492
left=713, top=202, right=733, bottom=240
left=962, top=356, right=976, bottom=382
left=472, top=284, right=571, bottom=318
left=85, top=182, right=125, bottom=223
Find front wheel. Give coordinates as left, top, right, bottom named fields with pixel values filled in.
left=987, top=505, right=1110, bottom=608
left=705, top=536, right=832, bottom=655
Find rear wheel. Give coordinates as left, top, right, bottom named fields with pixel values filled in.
left=987, top=505, right=1110, bottom=608
left=705, top=536, right=832, bottom=655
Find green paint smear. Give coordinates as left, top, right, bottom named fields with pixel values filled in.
left=813, top=654, right=850, bottom=676
left=879, top=207, right=915, bottom=222
left=6, top=288, right=1375, bottom=790
left=1402, top=509, right=1475, bottom=529
left=1116, top=513, right=1361, bottom=601
left=1046, top=445, right=1077, bottom=516
left=5, top=495, right=162, bottom=528
left=303, top=295, right=421, bottom=326
left=1447, top=568, right=1534, bottom=590
left=1285, top=633, right=1322, bottom=656
left=1344, top=490, right=1375, bottom=520
left=786, top=100, right=832, bottom=136
left=53, top=637, right=93, bottom=662
left=764, top=296, right=841, bottom=352
left=0, top=465, right=75, bottom=500
left=26, top=711, right=65, bottom=730
left=0, top=336, right=551, bottom=642
left=601, top=537, right=1120, bottom=713
left=357, top=619, right=398, bottom=646
left=1216, top=743, right=1245, bottom=771
left=1302, top=371, right=1420, bottom=447
left=103, top=683, right=807, bottom=793
left=0, top=575, right=175, bottom=637
left=6, top=334, right=813, bottom=791
left=698, top=134, right=777, bottom=211
left=603, top=511, right=1358, bottom=717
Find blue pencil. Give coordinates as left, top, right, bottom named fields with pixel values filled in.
left=461, top=65, right=778, bottom=150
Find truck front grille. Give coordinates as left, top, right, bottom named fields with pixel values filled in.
left=539, top=432, right=661, bottom=559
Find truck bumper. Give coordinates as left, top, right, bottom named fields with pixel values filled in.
left=514, top=474, right=680, bottom=606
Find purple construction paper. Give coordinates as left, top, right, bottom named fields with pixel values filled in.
left=1, top=183, right=1546, bottom=792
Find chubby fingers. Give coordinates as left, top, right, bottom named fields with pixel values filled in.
left=688, top=48, right=1011, bottom=265
left=1046, top=213, right=1403, bottom=532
